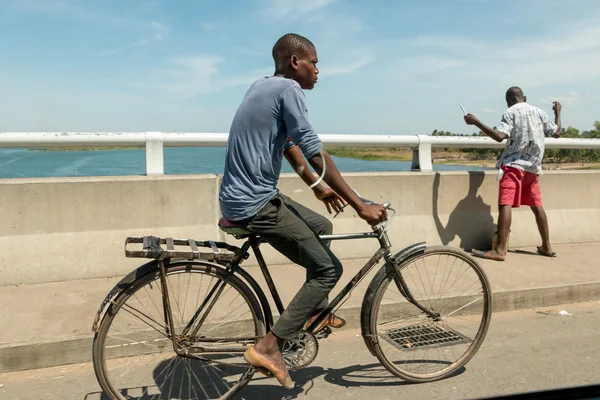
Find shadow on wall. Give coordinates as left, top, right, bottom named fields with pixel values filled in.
left=432, top=171, right=496, bottom=252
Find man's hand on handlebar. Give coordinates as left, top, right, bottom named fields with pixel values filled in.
left=358, top=203, right=388, bottom=226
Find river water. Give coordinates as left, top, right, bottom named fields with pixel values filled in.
left=0, top=147, right=491, bottom=179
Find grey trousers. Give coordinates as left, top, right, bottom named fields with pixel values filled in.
left=246, top=194, right=343, bottom=340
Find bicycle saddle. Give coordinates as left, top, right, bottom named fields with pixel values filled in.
left=218, top=217, right=252, bottom=236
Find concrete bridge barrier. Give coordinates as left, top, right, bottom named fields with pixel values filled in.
left=1, top=170, right=598, bottom=286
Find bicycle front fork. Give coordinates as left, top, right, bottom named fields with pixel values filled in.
left=388, top=257, right=441, bottom=321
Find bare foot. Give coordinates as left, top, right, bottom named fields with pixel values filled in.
left=472, top=249, right=506, bottom=261
left=244, top=334, right=293, bottom=389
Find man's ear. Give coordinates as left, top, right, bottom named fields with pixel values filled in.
left=290, top=55, right=299, bottom=71
left=524, top=95, right=527, bottom=102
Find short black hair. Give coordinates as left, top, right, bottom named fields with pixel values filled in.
left=506, top=86, right=524, bottom=103
left=272, top=33, right=315, bottom=73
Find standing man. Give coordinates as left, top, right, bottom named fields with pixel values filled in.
left=464, top=86, right=562, bottom=261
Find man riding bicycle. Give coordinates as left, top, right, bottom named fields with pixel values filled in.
left=218, top=33, right=387, bottom=389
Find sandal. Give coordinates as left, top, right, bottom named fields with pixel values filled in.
left=537, top=246, right=557, bottom=258
left=304, top=312, right=346, bottom=331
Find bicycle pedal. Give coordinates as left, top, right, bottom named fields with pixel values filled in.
left=314, top=326, right=332, bottom=339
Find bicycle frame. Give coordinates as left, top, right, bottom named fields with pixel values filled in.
left=278, top=227, right=391, bottom=334
left=250, top=225, right=434, bottom=335
left=172, top=218, right=434, bottom=346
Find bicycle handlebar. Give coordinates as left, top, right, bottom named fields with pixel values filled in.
left=333, top=190, right=392, bottom=220
left=352, top=189, right=391, bottom=210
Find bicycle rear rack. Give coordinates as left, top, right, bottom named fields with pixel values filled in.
left=124, top=236, right=240, bottom=262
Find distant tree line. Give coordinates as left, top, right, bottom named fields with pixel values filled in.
left=430, top=121, right=600, bottom=163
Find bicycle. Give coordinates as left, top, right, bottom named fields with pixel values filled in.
left=91, top=193, right=492, bottom=400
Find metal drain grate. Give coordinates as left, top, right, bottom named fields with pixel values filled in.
left=381, top=323, right=471, bottom=351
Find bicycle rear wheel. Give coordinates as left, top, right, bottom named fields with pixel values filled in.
left=93, top=261, right=265, bottom=400
left=365, top=246, right=492, bottom=383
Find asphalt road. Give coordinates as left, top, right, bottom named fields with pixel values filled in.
left=1, top=301, right=599, bottom=400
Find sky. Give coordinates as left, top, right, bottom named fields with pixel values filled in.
left=1, top=0, right=599, bottom=135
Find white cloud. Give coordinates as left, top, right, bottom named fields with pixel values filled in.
left=15, top=0, right=93, bottom=19
left=540, top=91, right=587, bottom=106
left=152, top=21, right=167, bottom=32
left=263, top=0, right=340, bottom=20
left=99, top=21, right=166, bottom=56
left=99, top=35, right=162, bottom=55
left=223, top=67, right=274, bottom=87
left=307, top=12, right=364, bottom=35
left=201, top=22, right=217, bottom=31
left=408, top=23, right=600, bottom=88
left=132, top=56, right=271, bottom=98
left=150, top=56, right=224, bottom=95
left=398, top=56, right=466, bottom=74
left=318, top=58, right=372, bottom=78
left=408, top=35, right=485, bottom=53
left=12, top=0, right=155, bottom=29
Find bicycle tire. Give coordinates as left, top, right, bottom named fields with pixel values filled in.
left=363, top=246, right=492, bottom=383
left=93, top=261, right=265, bottom=400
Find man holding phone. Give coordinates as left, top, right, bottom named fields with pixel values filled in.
left=463, top=86, right=562, bottom=261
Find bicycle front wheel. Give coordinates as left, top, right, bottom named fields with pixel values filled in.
left=93, top=261, right=265, bottom=400
left=366, top=246, right=492, bottom=383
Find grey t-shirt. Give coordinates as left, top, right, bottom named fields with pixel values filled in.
left=219, top=76, right=323, bottom=221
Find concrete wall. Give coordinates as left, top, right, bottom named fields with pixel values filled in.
left=1, top=170, right=599, bottom=286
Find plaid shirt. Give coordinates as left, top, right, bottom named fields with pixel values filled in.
left=494, top=103, right=558, bottom=175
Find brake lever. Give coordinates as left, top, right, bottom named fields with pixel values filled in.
left=333, top=202, right=350, bottom=219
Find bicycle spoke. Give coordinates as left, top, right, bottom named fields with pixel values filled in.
left=404, top=261, right=426, bottom=305
left=114, top=302, right=169, bottom=339
left=376, top=312, right=428, bottom=328
left=437, top=254, right=459, bottom=303
left=189, top=280, right=228, bottom=337
left=420, top=255, right=435, bottom=310
left=167, top=273, right=185, bottom=329
left=182, top=271, right=193, bottom=329
left=96, top=263, right=261, bottom=400
left=152, top=355, right=179, bottom=389
left=372, top=249, right=490, bottom=382
left=182, top=276, right=220, bottom=335
left=437, top=262, right=471, bottom=301
left=442, top=296, right=484, bottom=320
left=143, top=285, right=166, bottom=327
left=187, top=359, right=210, bottom=399
left=430, top=254, right=443, bottom=310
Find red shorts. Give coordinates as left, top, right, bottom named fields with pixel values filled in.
left=498, top=165, right=542, bottom=207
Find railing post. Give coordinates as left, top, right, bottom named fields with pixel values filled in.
left=145, top=131, right=164, bottom=175
left=411, top=135, right=433, bottom=172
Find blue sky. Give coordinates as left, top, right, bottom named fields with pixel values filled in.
left=1, top=0, right=599, bottom=135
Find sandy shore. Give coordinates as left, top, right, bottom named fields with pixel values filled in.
left=325, top=147, right=599, bottom=170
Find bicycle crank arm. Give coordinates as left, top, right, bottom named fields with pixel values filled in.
left=187, top=344, right=251, bottom=353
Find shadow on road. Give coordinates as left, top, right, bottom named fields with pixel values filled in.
left=84, top=361, right=466, bottom=399
left=322, top=362, right=466, bottom=388
left=508, top=249, right=539, bottom=256
left=236, top=361, right=466, bottom=399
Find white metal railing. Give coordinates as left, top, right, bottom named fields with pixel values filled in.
left=1, top=132, right=599, bottom=174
